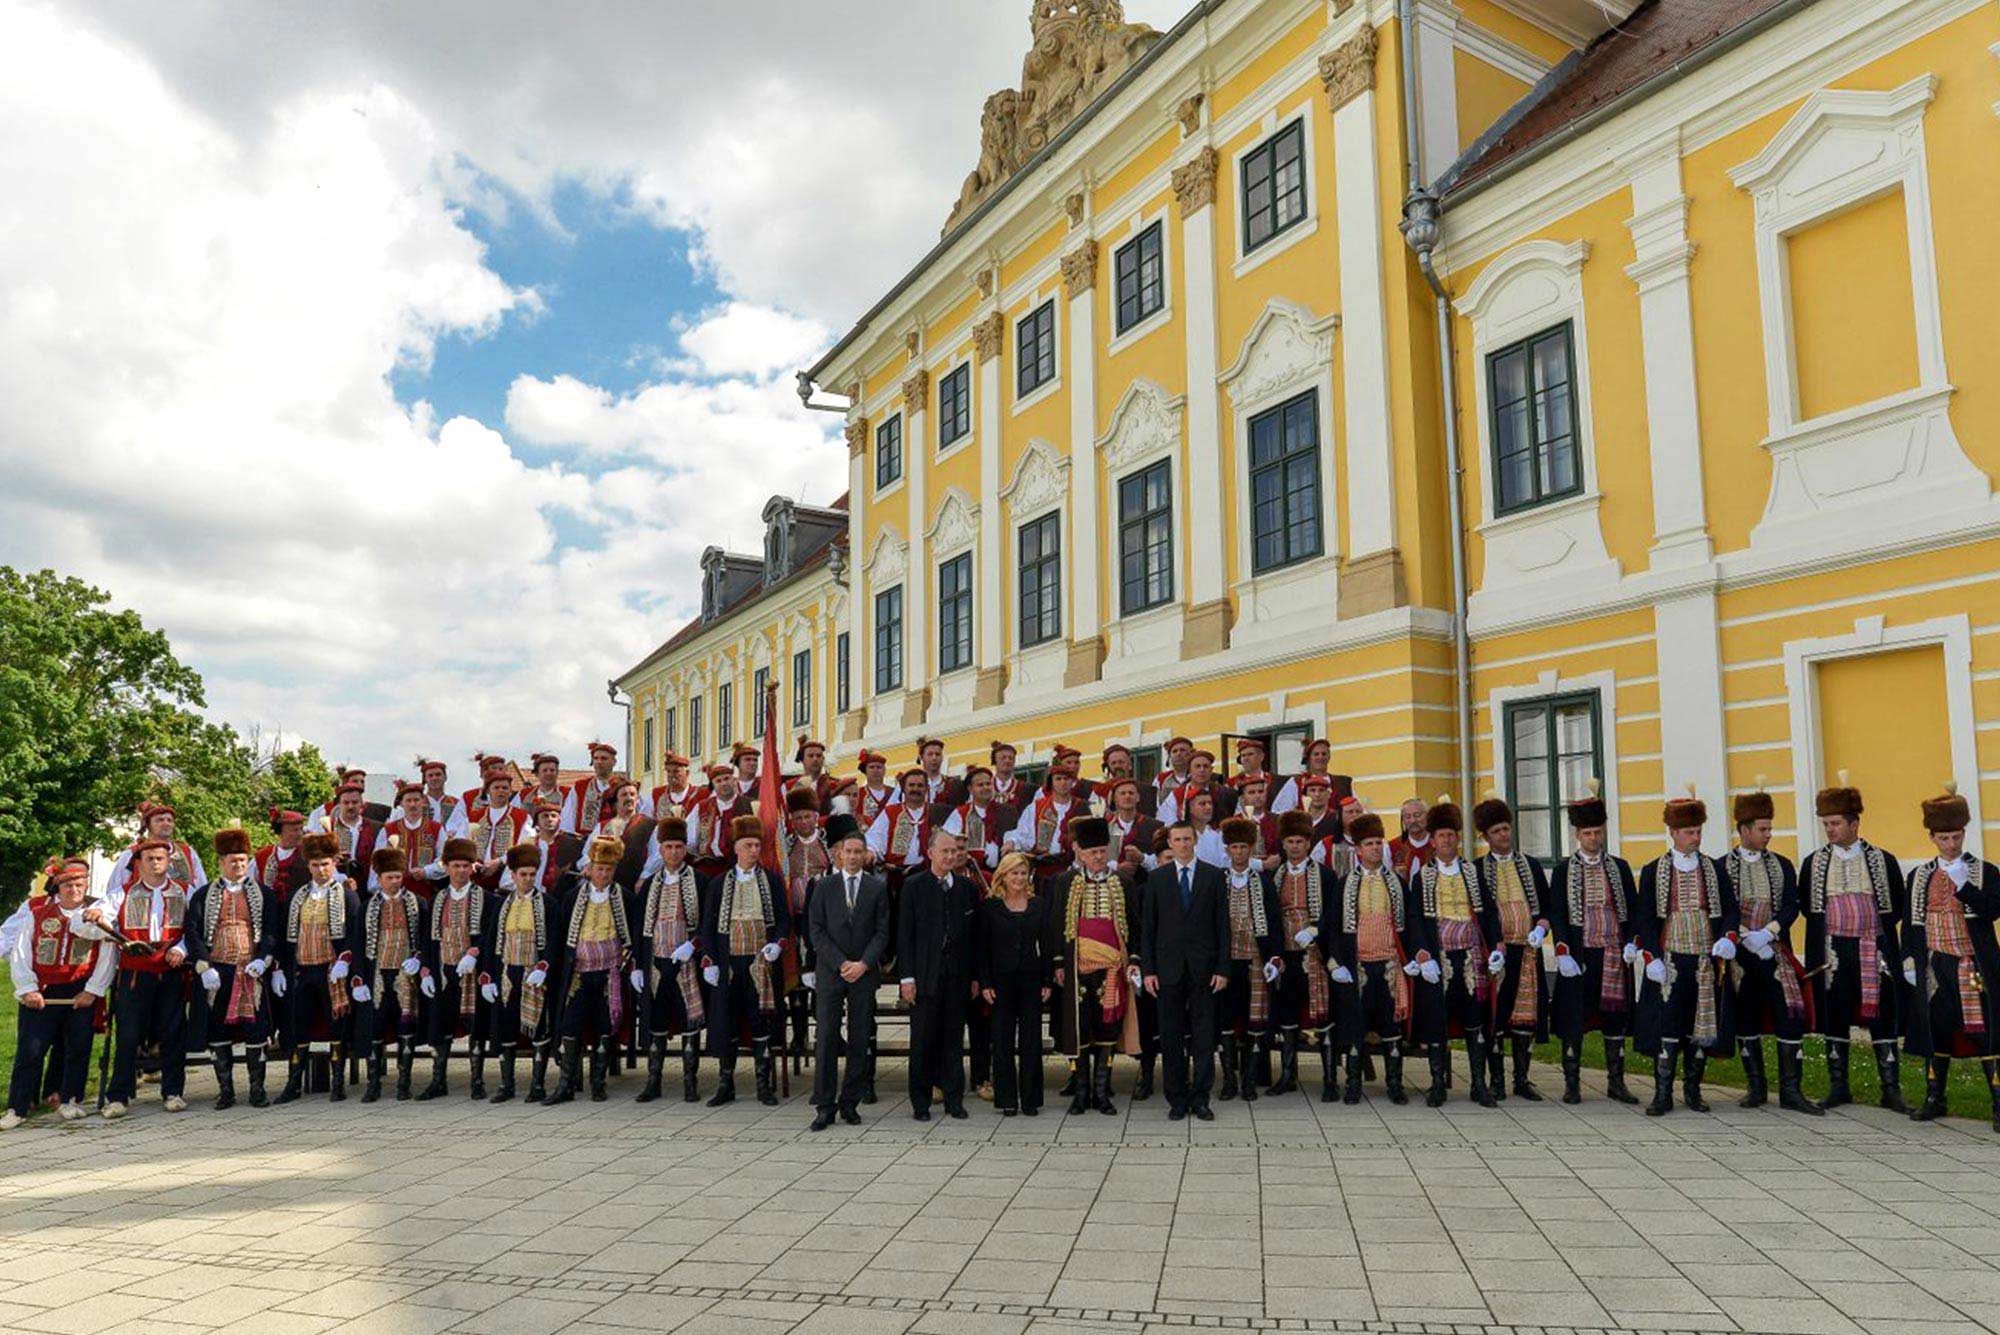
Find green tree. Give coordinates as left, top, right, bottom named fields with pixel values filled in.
left=258, top=737, right=337, bottom=819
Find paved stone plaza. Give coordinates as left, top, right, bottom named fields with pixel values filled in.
left=2, top=1061, right=1997, bottom=1335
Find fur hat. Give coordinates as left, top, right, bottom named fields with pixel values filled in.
left=1732, top=779, right=1775, bottom=827
left=587, top=836, right=624, bottom=867
left=1472, top=792, right=1512, bottom=833
left=1350, top=812, right=1386, bottom=842
left=505, top=843, right=542, bottom=873
left=1070, top=816, right=1111, bottom=851
left=1220, top=816, right=1260, bottom=846
left=213, top=827, right=252, bottom=860
left=729, top=814, right=765, bottom=845
left=1277, top=810, right=1316, bottom=843
left=1662, top=786, right=1707, bottom=830
left=300, top=833, right=340, bottom=862
left=1566, top=779, right=1607, bottom=830
left=442, top=836, right=478, bottom=864
left=785, top=787, right=819, bottom=815
left=1922, top=782, right=1970, bottom=834
left=1424, top=795, right=1462, bottom=836
left=824, top=813, right=862, bottom=847
left=371, top=847, right=407, bottom=876
left=1815, top=770, right=1864, bottom=821
left=655, top=816, right=689, bottom=845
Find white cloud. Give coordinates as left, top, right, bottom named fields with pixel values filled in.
left=674, top=302, right=830, bottom=381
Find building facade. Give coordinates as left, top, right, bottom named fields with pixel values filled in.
left=621, top=0, right=2000, bottom=867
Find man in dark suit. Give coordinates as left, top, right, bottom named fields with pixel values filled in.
left=806, top=815, right=890, bottom=1130
left=899, top=829, right=980, bottom=1121
left=1141, top=821, right=1230, bottom=1120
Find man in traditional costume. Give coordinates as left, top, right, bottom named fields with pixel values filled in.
left=1472, top=794, right=1553, bottom=1103
left=899, top=829, right=979, bottom=1121
left=417, top=758, right=463, bottom=834
left=415, top=837, right=489, bottom=1101
left=109, top=801, right=206, bottom=893
left=1265, top=810, right=1338, bottom=1099
left=1726, top=784, right=1819, bottom=1114
left=1801, top=775, right=1909, bottom=1112
left=480, top=844, right=554, bottom=1103
left=1141, top=821, right=1229, bottom=1120
left=306, top=767, right=367, bottom=831
left=1272, top=739, right=1336, bottom=815
left=257, top=808, right=310, bottom=907
left=186, top=827, right=277, bottom=1109
left=466, top=771, right=529, bottom=889
left=1546, top=782, right=1640, bottom=1104
left=380, top=780, right=445, bottom=897
left=988, top=741, right=1026, bottom=812
left=1153, top=736, right=1195, bottom=808
left=1232, top=774, right=1278, bottom=870
left=320, top=776, right=383, bottom=885
left=1902, top=785, right=2000, bottom=1128
left=694, top=765, right=755, bottom=878
left=647, top=753, right=701, bottom=823
left=1388, top=798, right=1432, bottom=880
left=635, top=817, right=707, bottom=1104
left=1214, top=816, right=1279, bottom=1103
left=354, top=845, right=427, bottom=1102
left=1106, top=777, right=1163, bottom=879
left=901, top=736, right=962, bottom=814
left=462, top=752, right=509, bottom=811
left=1410, top=798, right=1498, bottom=1107
left=547, top=835, right=636, bottom=1104
left=1007, top=760, right=1084, bottom=885
left=791, top=739, right=836, bottom=812
left=807, top=816, right=889, bottom=1130
left=3, top=858, right=114, bottom=1128
left=1635, top=792, right=1739, bottom=1117
left=522, top=753, right=567, bottom=818
left=868, top=768, right=934, bottom=876
left=100, top=837, right=193, bottom=1118
left=698, top=815, right=789, bottom=1107
left=850, top=751, right=896, bottom=833
left=1158, top=749, right=1223, bottom=824
left=573, top=779, right=642, bottom=868
left=777, top=790, right=829, bottom=1063
left=943, top=766, right=1006, bottom=873
left=561, top=741, right=622, bottom=835
left=1054, top=817, right=1130, bottom=1116
left=1330, top=814, right=1415, bottom=1104
left=1229, top=738, right=1275, bottom=803
left=274, top=833, right=362, bottom=1104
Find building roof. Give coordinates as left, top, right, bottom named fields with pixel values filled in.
left=1443, top=0, right=1811, bottom=201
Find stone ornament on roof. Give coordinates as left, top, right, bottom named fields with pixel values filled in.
left=943, top=1, right=1163, bottom=235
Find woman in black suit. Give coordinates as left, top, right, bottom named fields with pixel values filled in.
left=978, top=852, right=1052, bottom=1115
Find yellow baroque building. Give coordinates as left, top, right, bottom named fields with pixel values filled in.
left=617, top=0, right=2000, bottom=867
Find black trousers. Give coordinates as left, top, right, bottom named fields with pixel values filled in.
left=108, top=970, right=188, bottom=1103
left=811, top=973, right=875, bottom=1110
left=358, top=974, right=419, bottom=1043
left=559, top=970, right=618, bottom=1040
left=7, top=993, right=95, bottom=1112
left=989, top=971, right=1043, bottom=1111
left=715, top=956, right=770, bottom=1061
left=427, top=975, right=481, bottom=1051
left=643, top=961, right=701, bottom=1039
left=966, top=995, right=992, bottom=1087
left=1157, top=975, right=1218, bottom=1109
left=289, top=964, right=349, bottom=1047
left=909, top=973, right=970, bottom=1113
left=489, top=965, right=551, bottom=1051
left=1733, top=954, right=1804, bottom=1041
left=196, top=963, right=270, bottom=1047
left=1818, top=935, right=1898, bottom=1040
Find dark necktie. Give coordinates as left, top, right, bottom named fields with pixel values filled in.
left=1179, top=865, right=1192, bottom=911
left=846, top=876, right=857, bottom=912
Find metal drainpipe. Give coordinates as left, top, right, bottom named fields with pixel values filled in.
left=1397, top=0, right=1476, bottom=806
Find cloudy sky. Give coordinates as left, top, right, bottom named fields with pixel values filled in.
left=1, top=0, right=1192, bottom=778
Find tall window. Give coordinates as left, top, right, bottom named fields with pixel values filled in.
left=938, top=553, right=973, bottom=674
left=1248, top=389, right=1323, bottom=572
left=1505, top=691, right=1603, bottom=862
left=643, top=715, right=655, bottom=771
left=874, top=586, right=904, bottom=693
left=1017, top=301, right=1056, bottom=397
left=751, top=668, right=769, bottom=737
left=876, top=414, right=902, bottom=489
left=1118, top=460, right=1174, bottom=615
left=663, top=705, right=676, bottom=755
left=1488, top=323, right=1581, bottom=515
left=1131, top=746, right=1164, bottom=785
left=716, top=682, right=734, bottom=749
left=1114, top=222, right=1165, bottom=333
left=792, top=648, right=812, bottom=728
left=1241, top=120, right=1308, bottom=253
left=1018, top=512, right=1061, bottom=647
left=836, top=632, right=851, bottom=714
left=689, top=696, right=704, bottom=759
left=937, top=364, right=971, bottom=449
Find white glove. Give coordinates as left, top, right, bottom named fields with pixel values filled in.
left=1622, top=941, right=1640, bottom=965
left=200, top=968, right=221, bottom=992
left=1127, top=966, right=1143, bottom=988
left=1419, top=959, right=1441, bottom=984
left=1486, top=948, right=1506, bottom=975
left=1293, top=927, right=1317, bottom=948
left=480, top=981, right=498, bottom=1003
left=629, top=969, right=645, bottom=993
left=1903, top=962, right=1918, bottom=986
left=1262, top=960, right=1280, bottom=983
left=1555, top=953, right=1582, bottom=979
left=1330, top=964, right=1354, bottom=985
left=455, top=953, right=476, bottom=977
left=420, top=974, right=437, bottom=998
left=330, top=958, right=349, bottom=982
left=760, top=942, right=782, bottom=963
left=802, top=973, right=817, bottom=990
left=1644, top=957, right=1667, bottom=985
left=1711, top=937, right=1737, bottom=961
left=670, top=941, right=695, bottom=964
left=703, top=964, right=720, bottom=986
left=1740, top=928, right=1773, bottom=956
left=1526, top=924, right=1548, bottom=948
left=351, top=984, right=372, bottom=1004
left=401, top=956, right=421, bottom=976
left=1403, top=959, right=1422, bottom=977
left=270, top=970, right=288, bottom=998
left=244, top=958, right=267, bottom=979
left=525, top=967, right=546, bottom=987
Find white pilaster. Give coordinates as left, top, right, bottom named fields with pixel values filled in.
left=977, top=325, right=1006, bottom=672
left=1332, top=83, right=1398, bottom=562
left=1066, top=242, right=1103, bottom=681
left=843, top=418, right=867, bottom=739
left=904, top=390, right=929, bottom=701
left=1178, top=163, right=1227, bottom=612
left=1655, top=589, right=1730, bottom=856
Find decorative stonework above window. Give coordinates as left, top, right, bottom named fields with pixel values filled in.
left=1062, top=241, right=1099, bottom=296
left=973, top=311, right=1005, bottom=364
left=1172, top=147, right=1219, bottom=215
left=1097, top=377, right=1185, bottom=474
left=926, top=487, right=981, bottom=558
left=1318, top=26, right=1377, bottom=109
left=865, top=525, right=908, bottom=584
left=1219, top=299, right=1339, bottom=412
left=1001, top=438, right=1071, bottom=518
left=901, top=368, right=929, bottom=407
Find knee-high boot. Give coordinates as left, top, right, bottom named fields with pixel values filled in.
left=1510, top=1035, right=1542, bottom=1101
left=546, top=1038, right=583, bottom=1105
left=1270, top=1030, right=1299, bottom=1095
left=1067, top=1052, right=1092, bottom=1116
left=1426, top=1045, right=1450, bottom=1107
left=1133, top=1053, right=1154, bottom=1102
left=1875, top=1043, right=1909, bottom=1113
left=328, top=1043, right=347, bottom=1102
left=361, top=1042, right=384, bottom=1104
left=681, top=1036, right=701, bottom=1103
left=1603, top=1038, right=1639, bottom=1104
left=1093, top=1050, right=1117, bottom=1115
left=1486, top=1034, right=1506, bottom=1103
left=1913, top=1055, right=1949, bottom=1121
left=1776, top=1041, right=1823, bottom=1115
left=491, top=1051, right=517, bottom=1104
left=1319, top=1033, right=1339, bottom=1103
left=1344, top=1048, right=1363, bottom=1104
left=415, top=1046, right=448, bottom=1101
left=394, top=1039, right=415, bottom=1101
left=211, top=1045, right=236, bottom=1110
left=1059, top=1058, right=1079, bottom=1099
left=1561, top=1042, right=1582, bottom=1105
left=525, top=1046, right=550, bottom=1103
left=1239, top=1037, right=1259, bottom=1103
left=754, top=1040, right=778, bottom=1106
left=636, top=1039, right=666, bottom=1103
left=589, top=1038, right=610, bottom=1102
left=1217, top=1041, right=1238, bottom=1101
left=1682, top=1047, right=1709, bottom=1112
left=273, top=1051, right=305, bottom=1105
left=246, top=1048, right=269, bottom=1107
left=1823, top=1038, right=1852, bottom=1107
left=707, top=1053, right=737, bottom=1107
left=1738, top=1039, right=1768, bottom=1109
left=1645, top=1041, right=1678, bottom=1116
left=468, top=1048, right=486, bottom=1100
left=1467, top=1032, right=1496, bottom=1108
left=1383, top=1042, right=1407, bottom=1105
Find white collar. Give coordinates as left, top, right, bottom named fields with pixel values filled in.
left=222, top=877, right=247, bottom=890
left=137, top=876, right=170, bottom=893
left=1671, top=850, right=1701, bottom=872
left=448, top=883, right=471, bottom=900
left=1171, top=857, right=1197, bottom=873
left=1738, top=847, right=1764, bottom=861
left=1434, top=858, right=1460, bottom=876
left=273, top=845, right=295, bottom=858
left=308, top=881, right=333, bottom=897
left=735, top=866, right=759, bottom=879
left=1284, top=861, right=1310, bottom=876
left=1830, top=841, right=1863, bottom=861
left=588, top=887, right=609, bottom=904
left=1407, top=832, right=1431, bottom=849
left=1227, top=866, right=1253, bottom=882
left=1577, top=850, right=1602, bottom=865
left=1942, top=856, right=1970, bottom=886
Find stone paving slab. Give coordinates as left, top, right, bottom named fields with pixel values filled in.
left=1, top=1059, right=1997, bottom=1335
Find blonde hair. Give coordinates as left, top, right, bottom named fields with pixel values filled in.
left=990, top=851, right=1037, bottom=898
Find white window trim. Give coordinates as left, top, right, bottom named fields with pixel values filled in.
left=1231, top=108, right=1320, bottom=278
left=1012, top=296, right=1063, bottom=416
left=934, top=360, right=976, bottom=461
left=1107, top=211, right=1174, bottom=356
left=1781, top=613, right=1981, bottom=852
left=873, top=411, right=906, bottom=499
left=999, top=438, right=1072, bottom=707
left=926, top=488, right=980, bottom=682
left=1096, top=378, right=1187, bottom=626
left=1488, top=668, right=1623, bottom=855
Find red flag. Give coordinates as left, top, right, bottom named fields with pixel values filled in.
left=757, top=681, right=785, bottom=876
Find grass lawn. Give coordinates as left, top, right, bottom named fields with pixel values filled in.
left=0, top=985, right=13, bottom=1076
left=1530, top=1031, right=1994, bottom=1120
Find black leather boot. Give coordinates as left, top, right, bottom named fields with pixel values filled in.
left=1217, top=1043, right=1238, bottom=1101
left=1133, top=1053, right=1155, bottom=1102
left=1646, top=1042, right=1678, bottom=1116
left=246, top=1050, right=269, bottom=1107
left=589, top=1039, right=610, bottom=1102
left=1384, top=1043, right=1407, bottom=1105
left=707, top=1056, right=737, bottom=1107
left=681, top=1037, right=701, bottom=1103
left=211, top=1045, right=236, bottom=1110
left=468, top=1052, right=486, bottom=1100
left=1270, top=1030, right=1299, bottom=1095
left=1256, top=1035, right=1275, bottom=1090
left=361, top=1042, right=384, bottom=1104
left=1093, top=1050, right=1117, bottom=1115
left=1468, top=1033, right=1497, bottom=1108
left=394, top=1040, right=415, bottom=1101
left=1426, top=1046, right=1449, bottom=1107
left=1067, top=1052, right=1091, bottom=1115
left=636, top=1040, right=666, bottom=1103
left=1059, top=1059, right=1079, bottom=1099
left=526, top=1049, right=549, bottom=1103
left=754, top=1041, right=778, bottom=1106
left=415, top=1050, right=448, bottom=1101
left=546, top=1039, right=582, bottom=1105
left=1344, top=1049, right=1363, bottom=1104
left=1511, top=1035, right=1542, bottom=1101
left=1319, top=1034, right=1339, bottom=1103
left=1239, top=1037, right=1259, bottom=1103
left=1561, top=1043, right=1581, bottom=1105
left=1738, top=1039, right=1768, bottom=1109
left=491, top=1052, right=517, bottom=1104
left=1875, top=1044, right=1909, bottom=1113
left=1823, top=1039, right=1852, bottom=1107
left=1683, top=1048, right=1709, bottom=1112
left=1487, top=1035, right=1506, bottom=1103
left=328, top=1043, right=347, bottom=1102
left=1603, top=1038, right=1638, bottom=1104
left=273, top=1052, right=305, bottom=1105
left=1913, top=1056, right=1949, bottom=1121
left=1776, top=1042, right=1823, bottom=1115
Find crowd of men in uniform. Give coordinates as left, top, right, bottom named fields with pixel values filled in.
left=6, top=733, right=1997, bottom=1132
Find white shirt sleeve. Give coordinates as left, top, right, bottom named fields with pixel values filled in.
left=304, top=807, right=330, bottom=833
left=0, top=901, right=29, bottom=958
left=184, top=848, right=208, bottom=888
left=558, top=789, right=581, bottom=836
left=1003, top=804, right=1037, bottom=852
left=1158, top=791, right=1181, bottom=825
left=107, top=848, right=133, bottom=892
left=1309, top=840, right=1328, bottom=867
left=441, top=803, right=469, bottom=838
left=865, top=810, right=892, bottom=859
left=84, top=933, right=118, bottom=996
left=636, top=788, right=656, bottom=818
left=1271, top=779, right=1301, bottom=815
left=942, top=808, right=965, bottom=839
left=7, top=913, right=35, bottom=999
left=1195, top=828, right=1228, bottom=869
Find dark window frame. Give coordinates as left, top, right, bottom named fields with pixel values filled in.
left=689, top=695, right=704, bottom=759
left=1113, top=222, right=1165, bottom=335
left=836, top=632, right=851, bottom=714
left=751, top=667, right=769, bottom=738
left=938, top=552, right=973, bottom=675
left=642, top=715, right=655, bottom=772
left=937, top=363, right=972, bottom=450
left=1240, top=119, right=1309, bottom=254
left=1017, top=511, right=1062, bottom=648
left=875, top=413, right=903, bottom=490
left=1247, top=388, right=1324, bottom=574
left=1486, top=322, right=1583, bottom=517
left=1503, top=690, right=1604, bottom=865
left=1016, top=301, right=1057, bottom=399
left=1117, top=459, right=1175, bottom=617
left=717, top=682, right=735, bottom=750
left=792, top=648, right=812, bottom=729
left=874, top=586, right=904, bottom=694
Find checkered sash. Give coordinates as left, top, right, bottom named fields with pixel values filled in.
left=1225, top=875, right=1271, bottom=1029
left=1924, top=867, right=1983, bottom=1036
left=373, top=895, right=419, bottom=1021
left=1034, top=801, right=1060, bottom=855
left=1825, top=890, right=1881, bottom=1020
left=1496, top=893, right=1539, bottom=1028
left=298, top=904, right=350, bottom=1022
left=1576, top=860, right=1628, bottom=1013
left=571, top=935, right=624, bottom=1031
left=1352, top=867, right=1410, bottom=1023
left=1660, top=862, right=1717, bottom=1046
left=651, top=867, right=705, bottom=1028
left=438, top=893, right=478, bottom=1023
left=213, top=887, right=262, bottom=1025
